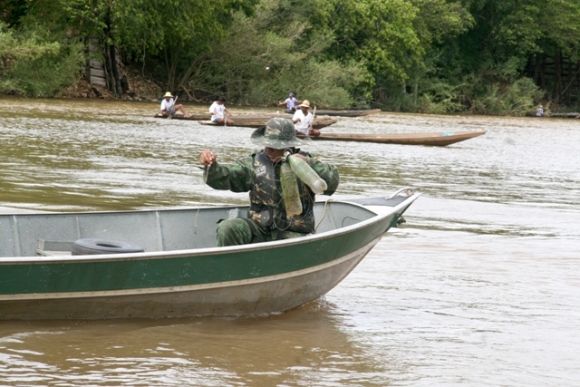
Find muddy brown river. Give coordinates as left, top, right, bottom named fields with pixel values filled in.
left=1, top=98, right=579, bottom=385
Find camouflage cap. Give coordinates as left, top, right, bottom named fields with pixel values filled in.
left=251, top=117, right=303, bottom=149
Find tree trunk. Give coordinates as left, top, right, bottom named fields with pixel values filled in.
left=102, top=5, right=124, bottom=97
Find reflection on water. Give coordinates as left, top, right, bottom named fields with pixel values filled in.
left=0, top=304, right=393, bottom=386
left=1, top=98, right=579, bottom=385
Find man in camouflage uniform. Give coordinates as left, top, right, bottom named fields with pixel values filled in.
left=199, top=117, right=339, bottom=246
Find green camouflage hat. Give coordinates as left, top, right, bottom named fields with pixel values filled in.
left=251, top=117, right=303, bottom=149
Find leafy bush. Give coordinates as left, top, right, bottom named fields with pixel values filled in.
left=0, top=22, right=84, bottom=97
left=246, top=59, right=369, bottom=108
left=462, top=76, right=543, bottom=115
left=416, top=80, right=463, bottom=114
left=6, top=43, right=84, bottom=97
left=190, top=8, right=371, bottom=108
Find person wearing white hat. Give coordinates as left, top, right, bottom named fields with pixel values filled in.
left=292, top=99, right=317, bottom=137
left=159, top=91, right=186, bottom=117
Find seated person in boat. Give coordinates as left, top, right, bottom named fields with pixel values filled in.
left=159, top=92, right=186, bottom=117
left=208, top=97, right=234, bottom=125
left=292, top=100, right=320, bottom=137
left=278, top=92, right=299, bottom=114
left=199, top=117, right=339, bottom=246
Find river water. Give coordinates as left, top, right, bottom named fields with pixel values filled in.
left=0, top=98, right=579, bottom=386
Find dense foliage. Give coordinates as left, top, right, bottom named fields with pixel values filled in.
left=1, top=0, right=578, bottom=114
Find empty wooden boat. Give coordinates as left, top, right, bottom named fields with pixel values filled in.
left=312, top=129, right=486, bottom=146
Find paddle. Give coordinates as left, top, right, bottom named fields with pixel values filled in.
left=310, top=105, right=317, bottom=137
left=224, top=107, right=233, bottom=127
left=168, top=95, right=178, bottom=119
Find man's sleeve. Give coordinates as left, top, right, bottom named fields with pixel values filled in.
left=203, top=156, right=253, bottom=192
left=308, top=157, right=339, bottom=195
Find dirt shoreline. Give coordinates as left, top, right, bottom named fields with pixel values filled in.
left=56, top=72, right=162, bottom=102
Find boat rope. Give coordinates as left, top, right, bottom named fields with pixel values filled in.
left=315, top=198, right=333, bottom=232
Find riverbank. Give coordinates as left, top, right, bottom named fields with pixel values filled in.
left=55, top=72, right=162, bottom=102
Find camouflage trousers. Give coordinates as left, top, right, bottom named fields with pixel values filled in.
left=216, top=218, right=306, bottom=246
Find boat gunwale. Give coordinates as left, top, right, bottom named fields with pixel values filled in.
left=0, top=194, right=420, bottom=264
left=0, top=240, right=378, bottom=301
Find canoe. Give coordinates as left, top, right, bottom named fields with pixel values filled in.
left=155, top=113, right=338, bottom=129
left=312, top=129, right=486, bottom=146
left=548, top=112, right=580, bottom=119
left=313, top=109, right=381, bottom=117
left=154, top=113, right=210, bottom=120
left=199, top=115, right=338, bottom=129
left=0, top=188, right=420, bottom=320
left=525, top=111, right=580, bottom=119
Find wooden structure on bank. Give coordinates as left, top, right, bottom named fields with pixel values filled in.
left=87, top=39, right=128, bottom=97
left=529, top=52, right=579, bottom=107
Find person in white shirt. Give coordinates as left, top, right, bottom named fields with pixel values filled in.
left=292, top=100, right=319, bottom=137
left=278, top=92, right=299, bottom=113
left=159, top=91, right=186, bottom=117
left=209, top=97, right=233, bottom=125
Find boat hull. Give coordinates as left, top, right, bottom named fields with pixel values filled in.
left=0, top=192, right=419, bottom=320
left=313, top=129, right=486, bottom=146
left=0, top=239, right=378, bottom=320
left=155, top=113, right=337, bottom=129
left=314, top=109, right=381, bottom=117
left=199, top=115, right=337, bottom=129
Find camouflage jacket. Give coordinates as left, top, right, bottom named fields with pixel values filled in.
left=204, top=149, right=339, bottom=234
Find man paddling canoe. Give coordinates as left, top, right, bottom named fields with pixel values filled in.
left=292, top=100, right=320, bottom=137
left=159, top=91, right=187, bottom=117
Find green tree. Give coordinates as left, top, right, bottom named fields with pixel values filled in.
left=0, top=20, right=84, bottom=97
left=306, top=0, right=473, bottom=110
left=189, top=0, right=370, bottom=107
left=113, top=0, right=254, bottom=91
left=444, top=0, right=580, bottom=113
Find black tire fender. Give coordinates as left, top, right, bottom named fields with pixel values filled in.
left=71, top=238, right=144, bottom=255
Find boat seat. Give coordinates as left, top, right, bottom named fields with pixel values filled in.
left=36, top=240, right=74, bottom=256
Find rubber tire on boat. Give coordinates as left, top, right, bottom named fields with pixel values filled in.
left=71, top=238, right=144, bottom=255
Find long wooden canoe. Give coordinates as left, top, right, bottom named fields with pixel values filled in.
left=312, top=129, right=486, bottom=146
left=199, top=115, right=338, bottom=129
left=155, top=113, right=338, bottom=129
left=525, top=111, right=580, bottom=119
left=314, top=109, right=381, bottom=117
left=155, top=113, right=209, bottom=120
left=0, top=188, right=420, bottom=320
left=548, top=112, right=580, bottom=119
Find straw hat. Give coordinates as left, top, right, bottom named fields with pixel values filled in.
left=163, top=91, right=173, bottom=98
left=299, top=100, right=311, bottom=108
left=251, top=118, right=303, bottom=149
